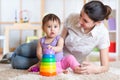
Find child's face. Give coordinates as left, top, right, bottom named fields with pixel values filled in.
left=43, top=20, right=60, bottom=38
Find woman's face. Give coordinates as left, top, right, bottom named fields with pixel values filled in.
left=79, top=10, right=97, bottom=30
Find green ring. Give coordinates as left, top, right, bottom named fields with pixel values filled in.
left=42, top=58, right=56, bottom=62
left=41, top=62, right=56, bottom=66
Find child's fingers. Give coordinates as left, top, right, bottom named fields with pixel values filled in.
left=47, top=45, right=52, bottom=49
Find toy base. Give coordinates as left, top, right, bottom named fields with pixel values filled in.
left=40, top=72, right=57, bottom=76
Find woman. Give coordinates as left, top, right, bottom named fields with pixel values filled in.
left=61, top=1, right=111, bottom=74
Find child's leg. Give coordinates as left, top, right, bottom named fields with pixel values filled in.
left=63, top=70, right=68, bottom=74
left=61, top=55, right=81, bottom=74
left=56, top=61, right=68, bottom=74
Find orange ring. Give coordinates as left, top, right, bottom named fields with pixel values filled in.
left=40, top=72, right=57, bottom=76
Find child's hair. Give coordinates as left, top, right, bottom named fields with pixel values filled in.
left=42, top=13, right=61, bottom=30
left=83, top=1, right=112, bottom=22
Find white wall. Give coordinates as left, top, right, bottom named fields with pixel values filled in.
left=0, top=0, right=84, bottom=48
left=1, top=0, right=20, bottom=22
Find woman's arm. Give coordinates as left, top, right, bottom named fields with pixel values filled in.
left=80, top=48, right=109, bottom=74
left=99, top=47, right=109, bottom=73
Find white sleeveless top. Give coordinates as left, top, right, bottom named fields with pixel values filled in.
left=63, top=13, right=110, bottom=63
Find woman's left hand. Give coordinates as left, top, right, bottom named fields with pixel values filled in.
left=80, top=61, right=100, bottom=74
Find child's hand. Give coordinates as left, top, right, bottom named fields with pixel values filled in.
left=47, top=45, right=55, bottom=50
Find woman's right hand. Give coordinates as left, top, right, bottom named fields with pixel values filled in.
left=74, top=61, right=101, bottom=74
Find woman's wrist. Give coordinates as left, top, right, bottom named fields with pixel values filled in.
left=95, top=67, right=102, bottom=74
left=95, top=66, right=108, bottom=74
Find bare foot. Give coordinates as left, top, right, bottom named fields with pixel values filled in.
left=63, top=70, right=68, bottom=74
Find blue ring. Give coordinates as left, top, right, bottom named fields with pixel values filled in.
left=42, top=54, right=55, bottom=58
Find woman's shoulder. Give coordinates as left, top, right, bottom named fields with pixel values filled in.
left=94, top=22, right=109, bottom=36
left=69, top=13, right=79, bottom=17
left=64, top=13, right=80, bottom=28
left=99, top=22, right=109, bottom=32
left=66, top=13, right=79, bottom=20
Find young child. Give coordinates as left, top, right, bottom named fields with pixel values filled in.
left=28, top=13, right=81, bottom=74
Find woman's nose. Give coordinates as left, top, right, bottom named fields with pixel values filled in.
left=79, top=19, right=83, bottom=25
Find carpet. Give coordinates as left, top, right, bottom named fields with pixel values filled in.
left=0, top=62, right=120, bottom=80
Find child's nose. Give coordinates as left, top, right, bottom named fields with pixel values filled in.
left=51, top=27, right=54, bottom=31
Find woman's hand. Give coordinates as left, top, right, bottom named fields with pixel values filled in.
left=80, top=61, right=101, bottom=74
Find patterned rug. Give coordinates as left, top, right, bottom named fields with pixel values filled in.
left=0, top=62, right=120, bottom=80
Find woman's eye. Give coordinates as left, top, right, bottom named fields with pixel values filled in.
left=84, top=19, right=88, bottom=23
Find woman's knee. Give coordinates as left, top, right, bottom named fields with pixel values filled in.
left=14, top=42, right=37, bottom=58
left=11, top=54, right=38, bottom=69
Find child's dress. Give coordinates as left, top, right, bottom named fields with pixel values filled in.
left=40, top=35, right=64, bottom=73
left=40, top=35, right=80, bottom=73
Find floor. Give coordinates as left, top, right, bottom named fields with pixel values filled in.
left=0, top=62, right=120, bottom=80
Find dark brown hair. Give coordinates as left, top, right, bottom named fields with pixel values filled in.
left=42, top=13, right=61, bottom=29
left=83, top=1, right=112, bottom=22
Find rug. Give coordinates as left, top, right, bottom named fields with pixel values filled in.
left=0, top=62, right=120, bottom=80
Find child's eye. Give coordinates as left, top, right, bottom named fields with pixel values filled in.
left=48, top=26, right=51, bottom=28
left=54, top=26, right=57, bottom=28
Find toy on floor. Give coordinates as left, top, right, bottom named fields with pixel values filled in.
left=31, top=66, right=39, bottom=72
left=40, top=49, right=57, bottom=76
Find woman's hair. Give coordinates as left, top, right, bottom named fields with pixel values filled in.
left=83, top=1, right=112, bottom=22
left=42, top=14, right=61, bottom=29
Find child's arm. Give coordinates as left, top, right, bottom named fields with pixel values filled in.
left=48, top=37, right=64, bottom=53
left=28, top=40, right=42, bottom=72
left=36, top=40, right=42, bottom=60
left=61, top=27, right=68, bottom=39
